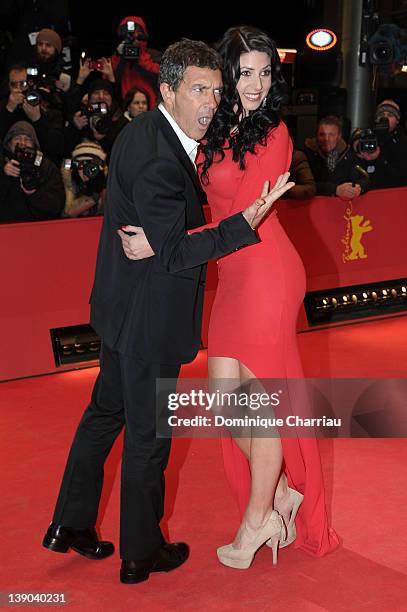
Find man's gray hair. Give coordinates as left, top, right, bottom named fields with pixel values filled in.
left=158, top=38, right=222, bottom=91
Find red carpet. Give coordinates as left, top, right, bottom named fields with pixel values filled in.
left=1, top=316, right=407, bottom=610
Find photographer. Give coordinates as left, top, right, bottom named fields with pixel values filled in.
left=302, top=116, right=370, bottom=200
left=62, top=141, right=107, bottom=217
left=0, top=27, right=71, bottom=107
left=0, top=120, right=65, bottom=222
left=63, top=53, right=118, bottom=118
left=111, top=16, right=160, bottom=107
left=64, top=79, right=127, bottom=160
left=351, top=128, right=392, bottom=190
left=371, top=99, right=407, bottom=188
left=0, top=64, right=64, bottom=163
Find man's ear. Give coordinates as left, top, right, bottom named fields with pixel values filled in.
left=160, top=83, right=174, bottom=108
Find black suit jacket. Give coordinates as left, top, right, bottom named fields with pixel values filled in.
left=90, top=108, right=258, bottom=363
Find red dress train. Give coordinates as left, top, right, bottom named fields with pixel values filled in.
left=197, top=122, right=339, bottom=556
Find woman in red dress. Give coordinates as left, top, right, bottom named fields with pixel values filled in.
left=196, top=26, right=339, bottom=568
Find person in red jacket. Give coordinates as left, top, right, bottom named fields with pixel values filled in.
left=111, top=16, right=160, bottom=108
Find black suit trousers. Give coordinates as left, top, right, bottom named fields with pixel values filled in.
left=52, top=343, right=180, bottom=560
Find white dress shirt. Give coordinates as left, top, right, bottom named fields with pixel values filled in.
left=158, top=103, right=199, bottom=168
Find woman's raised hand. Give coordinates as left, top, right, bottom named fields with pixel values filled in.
left=242, top=173, right=294, bottom=229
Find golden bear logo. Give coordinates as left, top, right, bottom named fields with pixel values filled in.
left=342, top=204, right=373, bottom=262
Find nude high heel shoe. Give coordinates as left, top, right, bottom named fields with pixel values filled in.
left=269, top=487, right=304, bottom=549
left=217, top=510, right=285, bottom=569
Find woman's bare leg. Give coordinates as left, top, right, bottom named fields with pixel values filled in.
left=209, top=356, right=284, bottom=547
left=237, top=362, right=283, bottom=539
left=208, top=356, right=251, bottom=457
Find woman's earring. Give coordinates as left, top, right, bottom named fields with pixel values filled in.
left=261, top=96, right=268, bottom=109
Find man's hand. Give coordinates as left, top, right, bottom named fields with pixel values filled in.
left=117, top=226, right=155, bottom=260
left=99, top=57, right=115, bottom=83
left=76, top=58, right=93, bottom=86
left=242, top=173, right=294, bottom=229
left=336, top=182, right=361, bottom=200
left=73, top=110, right=88, bottom=130
left=6, top=91, right=24, bottom=112
left=22, top=100, right=41, bottom=122
left=4, top=159, right=20, bottom=178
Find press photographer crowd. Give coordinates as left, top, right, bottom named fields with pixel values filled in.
left=0, top=9, right=407, bottom=223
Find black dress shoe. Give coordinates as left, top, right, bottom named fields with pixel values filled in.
left=42, top=523, right=114, bottom=560
left=120, top=542, right=189, bottom=584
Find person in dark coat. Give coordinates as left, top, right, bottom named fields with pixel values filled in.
left=302, top=115, right=370, bottom=200
left=63, top=79, right=127, bottom=161
left=0, top=120, right=64, bottom=222
left=371, top=99, right=407, bottom=188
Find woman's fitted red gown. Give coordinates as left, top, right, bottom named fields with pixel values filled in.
left=198, top=122, right=339, bottom=556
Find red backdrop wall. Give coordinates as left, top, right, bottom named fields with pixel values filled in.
left=1, top=188, right=406, bottom=381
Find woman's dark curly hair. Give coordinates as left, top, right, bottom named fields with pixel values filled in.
left=200, top=26, right=288, bottom=182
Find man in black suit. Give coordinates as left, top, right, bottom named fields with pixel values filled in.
left=42, top=39, right=293, bottom=584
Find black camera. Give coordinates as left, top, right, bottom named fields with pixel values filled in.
left=24, top=67, right=58, bottom=107
left=65, top=157, right=104, bottom=180
left=81, top=101, right=111, bottom=134
left=122, top=45, right=140, bottom=60
left=24, top=67, right=41, bottom=106
left=358, top=129, right=378, bottom=154
left=13, top=145, right=43, bottom=189
left=355, top=116, right=389, bottom=154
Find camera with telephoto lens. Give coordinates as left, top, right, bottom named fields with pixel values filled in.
left=64, top=157, right=104, bottom=180
left=24, top=67, right=58, bottom=107
left=117, top=20, right=144, bottom=61
left=13, top=144, right=43, bottom=189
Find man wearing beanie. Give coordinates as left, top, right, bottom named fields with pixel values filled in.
left=64, top=79, right=127, bottom=160
left=36, top=28, right=62, bottom=58
left=1, top=2, right=70, bottom=70
left=373, top=98, right=407, bottom=188
left=32, top=28, right=70, bottom=86
left=375, top=99, right=401, bottom=133
left=0, top=120, right=65, bottom=222
left=62, top=140, right=107, bottom=217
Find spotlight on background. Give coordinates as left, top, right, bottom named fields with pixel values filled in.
left=306, top=29, right=338, bottom=52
